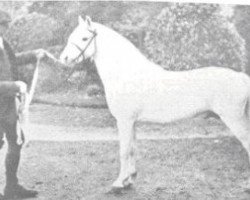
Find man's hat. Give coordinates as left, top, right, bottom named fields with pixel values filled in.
left=0, top=10, right=11, bottom=25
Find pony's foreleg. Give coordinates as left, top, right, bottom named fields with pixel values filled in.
left=112, top=119, right=136, bottom=189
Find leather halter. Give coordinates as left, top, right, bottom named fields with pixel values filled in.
left=70, top=29, right=97, bottom=63
left=48, top=29, right=97, bottom=93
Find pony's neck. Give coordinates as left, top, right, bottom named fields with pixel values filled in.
left=93, top=23, right=150, bottom=84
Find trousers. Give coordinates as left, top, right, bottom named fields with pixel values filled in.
left=0, top=96, right=24, bottom=187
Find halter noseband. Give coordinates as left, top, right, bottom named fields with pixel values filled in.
left=71, top=29, right=97, bottom=64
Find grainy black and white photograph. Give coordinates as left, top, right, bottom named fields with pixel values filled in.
left=1, top=0, right=250, bottom=199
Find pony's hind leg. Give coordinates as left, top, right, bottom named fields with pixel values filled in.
left=221, top=115, right=250, bottom=185
left=223, top=116, right=250, bottom=158
left=112, top=118, right=137, bottom=190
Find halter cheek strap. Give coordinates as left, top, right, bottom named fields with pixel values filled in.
left=47, top=30, right=97, bottom=93
left=70, top=29, right=97, bottom=64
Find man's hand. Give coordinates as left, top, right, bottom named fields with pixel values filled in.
left=34, top=49, right=48, bottom=60
left=14, top=81, right=27, bottom=95
left=0, top=81, right=27, bottom=97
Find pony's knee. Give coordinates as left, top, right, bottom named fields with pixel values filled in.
left=120, top=150, right=130, bottom=161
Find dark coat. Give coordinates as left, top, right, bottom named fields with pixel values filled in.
left=0, top=38, right=38, bottom=122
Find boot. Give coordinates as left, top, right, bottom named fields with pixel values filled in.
left=4, top=184, right=38, bottom=199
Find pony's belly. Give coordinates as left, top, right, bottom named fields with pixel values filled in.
left=138, top=106, right=206, bottom=123
left=137, top=95, right=208, bottom=123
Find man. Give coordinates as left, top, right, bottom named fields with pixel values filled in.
left=0, top=10, right=46, bottom=199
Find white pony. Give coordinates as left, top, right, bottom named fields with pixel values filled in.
left=60, top=16, right=250, bottom=191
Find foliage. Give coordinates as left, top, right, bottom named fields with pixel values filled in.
left=6, top=12, right=60, bottom=52
left=28, top=1, right=133, bottom=44
left=234, top=5, right=250, bottom=75
left=0, top=2, right=31, bottom=19
left=111, top=2, right=168, bottom=48
left=144, top=3, right=246, bottom=71
left=29, top=1, right=129, bottom=23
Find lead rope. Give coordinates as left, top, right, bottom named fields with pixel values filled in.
left=26, top=57, right=40, bottom=106
left=16, top=57, right=41, bottom=145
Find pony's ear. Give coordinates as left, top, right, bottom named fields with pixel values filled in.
left=85, top=16, right=92, bottom=27
left=78, top=15, right=85, bottom=25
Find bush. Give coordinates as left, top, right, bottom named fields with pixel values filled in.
left=6, top=12, right=60, bottom=52
left=111, top=2, right=168, bottom=48
left=234, top=5, right=250, bottom=75
left=144, top=4, right=246, bottom=71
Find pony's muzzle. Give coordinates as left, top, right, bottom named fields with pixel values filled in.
left=60, top=55, right=69, bottom=64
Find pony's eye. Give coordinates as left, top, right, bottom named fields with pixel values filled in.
left=82, top=37, right=88, bottom=41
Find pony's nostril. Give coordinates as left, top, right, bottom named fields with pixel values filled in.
left=61, top=56, right=69, bottom=64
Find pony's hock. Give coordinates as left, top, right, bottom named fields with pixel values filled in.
left=60, top=16, right=250, bottom=191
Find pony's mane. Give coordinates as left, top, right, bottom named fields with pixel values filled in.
left=94, top=22, right=149, bottom=65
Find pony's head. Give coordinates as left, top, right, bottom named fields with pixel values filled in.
left=60, top=16, right=96, bottom=65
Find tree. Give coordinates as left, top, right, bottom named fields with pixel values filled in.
left=144, top=4, right=246, bottom=71
left=6, top=12, right=59, bottom=52
left=234, top=5, right=250, bottom=75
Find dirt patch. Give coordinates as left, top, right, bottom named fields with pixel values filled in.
left=0, top=137, right=250, bottom=200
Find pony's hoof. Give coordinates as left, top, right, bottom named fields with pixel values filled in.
left=106, top=186, right=123, bottom=195
left=106, top=184, right=134, bottom=195
left=124, top=183, right=133, bottom=190
left=131, top=172, right=137, bottom=179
